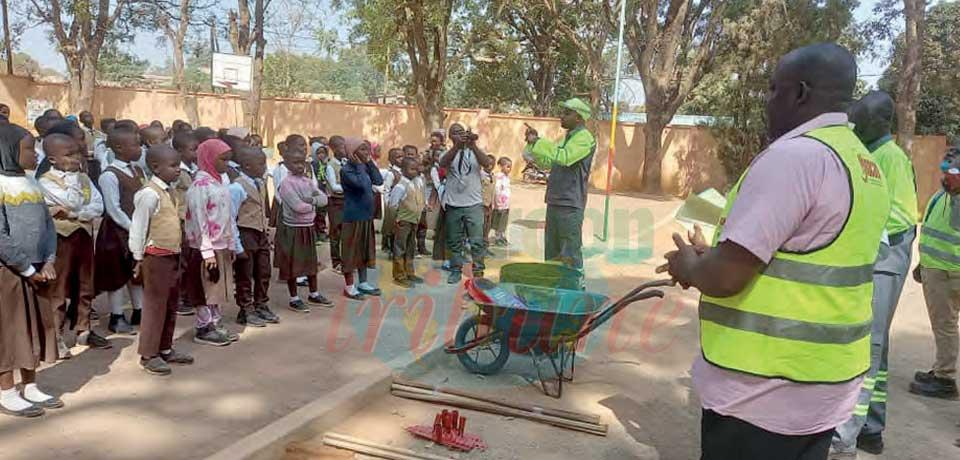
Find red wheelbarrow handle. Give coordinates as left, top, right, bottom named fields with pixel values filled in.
left=577, top=279, right=674, bottom=338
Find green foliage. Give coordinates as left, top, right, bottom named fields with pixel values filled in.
left=262, top=47, right=385, bottom=101
left=685, top=0, right=860, bottom=186
left=879, top=1, right=960, bottom=140
left=97, top=45, right=150, bottom=86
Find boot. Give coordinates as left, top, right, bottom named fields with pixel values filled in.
left=909, top=375, right=959, bottom=400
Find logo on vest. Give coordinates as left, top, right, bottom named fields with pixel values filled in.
left=858, top=155, right=883, bottom=186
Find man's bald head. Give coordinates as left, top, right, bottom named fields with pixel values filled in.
left=849, top=91, right=895, bottom=145
left=766, top=43, right=858, bottom=140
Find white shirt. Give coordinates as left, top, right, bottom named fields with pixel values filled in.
left=94, top=140, right=114, bottom=167
left=379, top=165, right=401, bottom=194
left=98, top=160, right=137, bottom=230
left=325, top=159, right=345, bottom=194
left=129, top=176, right=171, bottom=261
left=387, top=176, right=413, bottom=209
left=180, top=161, right=198, bottom=175
left=34, top=138, right=46, bottom=170
left=38, top=169, right=104, bottom=222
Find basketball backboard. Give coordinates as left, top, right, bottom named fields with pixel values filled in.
left=212, top=53, right=253, bottom=91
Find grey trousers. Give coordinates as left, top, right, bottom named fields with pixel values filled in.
left=545, top=205, right=585, bottom=270
left=833, top=227, right=915, bottom=451
left=445, top=204, right=486, bottom=274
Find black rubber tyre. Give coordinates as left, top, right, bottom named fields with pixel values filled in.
left=453, top=314, right=510, bottom=375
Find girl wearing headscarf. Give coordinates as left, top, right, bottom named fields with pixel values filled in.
left=340, top=138, right=383, bottom=299
left=184, top=139, right=242, bottom=347
left=0, top=123, right=62, bottom=417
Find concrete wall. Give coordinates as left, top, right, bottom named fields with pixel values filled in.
left=1, top=75, right=948, bottom=202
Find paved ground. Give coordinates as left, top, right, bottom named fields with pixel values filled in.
left=3, top=184, right=959, bottom=460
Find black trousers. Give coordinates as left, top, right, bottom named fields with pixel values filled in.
left=233, top=228, right=271, bottom=311
left=701, top=410, right=832, bottom=460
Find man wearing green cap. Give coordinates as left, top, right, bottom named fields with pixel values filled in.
left=523, top=98, right=597, bottom=270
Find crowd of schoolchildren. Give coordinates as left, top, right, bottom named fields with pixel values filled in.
left=0, top=104, right=513, bottom=418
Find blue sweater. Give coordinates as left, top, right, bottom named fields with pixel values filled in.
left=341, top=161, right=383, bottom=223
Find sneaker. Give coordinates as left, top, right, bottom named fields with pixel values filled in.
left=307, top=293, right=334, bottom=307
left=140, top=356, right=172, bottom=375
left=161, top=349, right=195, bottom=365
left=219, top=326, right=240, bottom=343
left=0, top=401, right=44, bottom=418
left=343, top=289, right=365, bottom=301
left=56, top=336, right=72, bottom=360
left=130, top=309, right=142, bottom=326
left=193, top=326, right=231, bottom=347
left=407, top=275, right=424, bottom=284
left=254, top=305, right=280, bottom=323
left=856, top=433, right=883, bottom=455
left=828, top=445, right=858, bottom=459
left=393, top=278, right=414, bottom=288
left=237, top=309, right=267, bottom=327
left=288, top=299, right=311, bottom=313
left=177, top=304, right=195, bottom=316
left=77, top=330, right=112, bottom=349
left=447, top=271, right=462, bottom=285
left=357, top=283, right=381, bottom=296
left=109, top=314, right=136, bottom=335
left=909, top=376, right=959, bottom=400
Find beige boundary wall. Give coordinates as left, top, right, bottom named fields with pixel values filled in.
left=1, top=75, right=949, bottom=204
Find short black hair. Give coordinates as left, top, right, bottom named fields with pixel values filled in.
left=172, top=130, right=198, bottom=152
left=235, top=146, right=265, bottom=166
left=285, top=134, right=305, bottom=145
left=107, top=127, right=138, bottom=150
left=146, top=144, right=178, bottom=170
left=34, top=116, right=57, bottom=134
left=46, top=120, right=84, bottom=140
left=402, top=144, right=418, bottom=153
left=100, top=117, right=117, bottom=131
left=114, top=119, right=139, bottom=132
left=401, top=156, right=419, bottom=169
left=193, top=127, right=217, bottom=143
left=498, top=156, right=512, bottom=167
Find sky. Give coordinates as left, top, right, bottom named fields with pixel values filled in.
left=16, top=0, right=893, bottom=93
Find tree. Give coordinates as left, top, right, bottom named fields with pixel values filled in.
left=226, top=0, right=267, bottom=132
left=622, top=0, right=728, bottom=194
left=23, top=0, right=140, bottom=112
left=880, top=1, right=960, bottom=139
left=155, top=0, right=209, bottom=125
left=538, top=0, right=613, bottom=112
left=894, top=0, right=927, bottom=152
left=684, top=0, right=860, bottom=185
left=97, top=45, right=149, bottom=86
left=493, top=1, right=563, bottom=116
left=11, top=52, right=62, bottom=79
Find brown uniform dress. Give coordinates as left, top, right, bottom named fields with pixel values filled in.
left=95, top=165, right=145, bottom=293
left=136, top=181, right=182, bottom=358
left=233, top=175, right=271, bottom=313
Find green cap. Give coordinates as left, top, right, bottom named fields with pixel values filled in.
left=560, top=98, right=592, bottom=121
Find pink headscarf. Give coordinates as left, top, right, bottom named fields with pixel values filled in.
left=370, top=142, right=381, bottom=160
left=343, top=137, right=366, bottom=156
left=197, top=139, right=230, bottom=183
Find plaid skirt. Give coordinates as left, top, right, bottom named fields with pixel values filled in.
left=274, top=222, right=319, bottom=281
left=341, top=220, right=377, bottom=273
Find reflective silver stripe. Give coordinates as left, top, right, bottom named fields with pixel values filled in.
left=763, top=258, right=873, bottom=287
left=700, top=301, right=871, bottom=345
left=920, top=244, right=960, bottom=265
left=923, top=227, right=960, bottom=245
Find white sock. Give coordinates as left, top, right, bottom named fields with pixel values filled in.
left=310, top=291, right=320, bottom=297
left=22, top=383, right=52, bottom=403
left=128, top=284, right=143, bottom=311
left=107, top=289, right=125, bottom=315
left=290, top=295, right=301, bottom=302
left=0, top=388, right=32, bottom=412
left=161, top=349, right=172, bottom=355
left=345, top=284, right=358, bottom=295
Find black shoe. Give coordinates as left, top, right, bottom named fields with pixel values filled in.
left=109, top=314, right=136, bottom=335
left=193, top=326, right=231, bottom=347
left=288, top=299, right=311, bottom=313
left=177, top=304, right=195, bottom=316
left=237, top=310, right=267, bottom=327
left=218, top=324, right=240, bottom=342
left=909, top=376, right=959, bottom=400
left=407, top=275, right=424, bottom=284
left=915, top=370, right=938, bottom=383
left=78, top=330, right=112, bottom=349
left=130, top=309, right=142, bottom=326
left=447, top=271, right=462, bottom=285
left=140, top=356, right=172, bottom=375
left=856, top=433, right=883, bottom=455
left=161, top=349, right=194, bottom=365
left=307, top=293, right=334, bottom=307
left=254, top=305, right=279, bottom=323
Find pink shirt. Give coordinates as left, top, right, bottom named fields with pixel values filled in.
left=692, top=113, right=863, bottom=436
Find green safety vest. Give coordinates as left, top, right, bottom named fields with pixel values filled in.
left=871, top=139, right=919, bottom=235
left=700, top=125, right=890, bottom=383
left=919, top=191, right=960, bottom=271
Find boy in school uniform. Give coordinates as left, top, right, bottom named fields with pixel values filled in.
left=173, top=131, right=199, bottom=316
left=129, top=144, right=195, bottom=375
left=389, top=157, right=427, bottom=288
left=326, top=136, right=348, bottom=273
left=481, top=154, right=497, bottom=256
left=233, top=147, right=279, bottom=326
left=96, top=128, right=146, bottom=335
left=36, top=134, right=111, bottom=357
left=380, top=148, right=404, bottom=253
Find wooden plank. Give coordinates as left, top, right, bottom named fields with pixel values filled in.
left=323, top=433, right=454, bottom=460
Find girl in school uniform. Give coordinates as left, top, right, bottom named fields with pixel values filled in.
left=340, top=138, right=383, bottom=300
left=0, top=123, right=63, bottom=417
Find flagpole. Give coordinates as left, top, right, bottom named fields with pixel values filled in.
left=597, top=0, right=627, bottom=242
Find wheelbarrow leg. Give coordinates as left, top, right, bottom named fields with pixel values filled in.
left=528, top=349, right=563, bottom=398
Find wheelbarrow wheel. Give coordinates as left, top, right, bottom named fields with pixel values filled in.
left=454, top=314, right=510, bottom=375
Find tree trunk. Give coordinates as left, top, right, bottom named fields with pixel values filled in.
left=419, top=90, right=444, bottom=136
left=76, top=51, right=98, bottom=113
left=172, top=42, right=199, bottom=126
left=244, top=0, right=265, bottom=133
left=895, top=0, right=925, bottom=154
left=641, top=114, right=668, bottom=194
